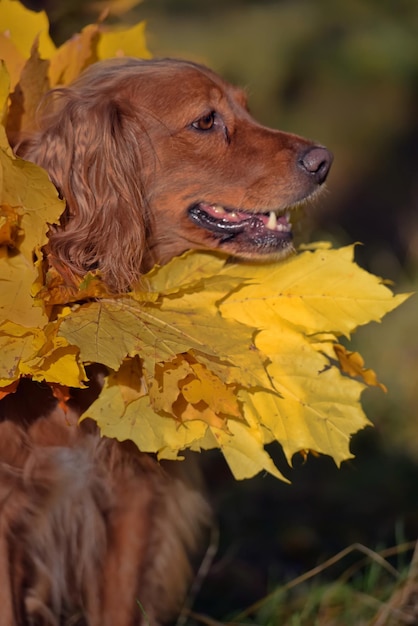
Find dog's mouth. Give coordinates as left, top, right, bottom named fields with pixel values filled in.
left=188, top=202, right=294, bottom=251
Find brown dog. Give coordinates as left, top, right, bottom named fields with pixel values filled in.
left=1, top=58, right=332, bottom=625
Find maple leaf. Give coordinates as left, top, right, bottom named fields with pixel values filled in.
left=0, top=134, right=63, bottom=264
left=218, top=245, right=409, bottom=337
left=180, top=361, right=241, bottom=419
left=150, top=353, right=242, bottom=430
left=47, top=18, right=150, bottom=88
left=58, top=294, right=265, bottom=388
left=0, top=320, right=84, bottom=386
left=49, top=24, right=101, bottom=87
left=0, top=247, right=45, bottom=327
left=144, top=250, right=228, bottom=295
left=0, top=102, right=64, bottom=326
left=1, top=0, right=150, bottom=136
left=83, top=358, right=209, bottom=458
left=0, top=0, right=55, bottom=88
left=191, top=413, right=289, bottom=481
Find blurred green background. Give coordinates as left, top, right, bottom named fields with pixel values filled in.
left=22, top=0, right=418, bottom=621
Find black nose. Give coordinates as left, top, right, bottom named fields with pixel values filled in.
left=299, top=146, right=333, bottom=185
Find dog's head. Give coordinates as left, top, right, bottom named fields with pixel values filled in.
left=19, top=57, right=332, bottom=291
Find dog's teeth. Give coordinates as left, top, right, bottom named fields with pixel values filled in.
left=229, top=211, right=238, bottom=218
left=266, top=211, right=277, bottom=230
left=212, top=204, right=226, bottom=215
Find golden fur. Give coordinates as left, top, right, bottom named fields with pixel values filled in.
left=1, top=58, right=332, bottom=625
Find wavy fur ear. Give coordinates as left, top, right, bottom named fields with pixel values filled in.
left=21, top=90, right=150, bottom=292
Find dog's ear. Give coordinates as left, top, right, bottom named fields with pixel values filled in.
left=21, top=92, right=149, bottom=292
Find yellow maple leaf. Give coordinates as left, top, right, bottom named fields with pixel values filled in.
left=0, top=247, right=45, bottom=327
left=181, top=362, right=240, bottom=419
left=149, top=353, right=242, bottom=430
left=49, top=23, right=100, bottom=87
left=0, top=319, right=84, bottom=386
left=83, top=370, right=208, bottom=459
left=202, top=420, right=288, bottom=482
left=59, top=298, right=216, bottom=372
left=58, top=295, right=265, bottom=388
left=241, top=354, right=369, bottom=468
left=0, top=109, right=64, bottom=326
left=0, top=0, right=55, bottom=60
left=154, top=281, right=271, bottom=389
left=0, top=0, right=55, bottom=88
left=145, top=250, right=228, bottom=296
left=0, top=143, right=63, bottom=264
left=0, top=33, right=25, bottom=91
left=83, top=356, right=287, bottom=479
left=1, top=0, right=150, bottom=133
left=219, top=245, right=409, bottom=337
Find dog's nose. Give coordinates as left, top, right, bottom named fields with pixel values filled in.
left=299, top=146, right=333, bottom=185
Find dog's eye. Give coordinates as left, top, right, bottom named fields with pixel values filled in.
left=192, top=112, right=216, bottom=131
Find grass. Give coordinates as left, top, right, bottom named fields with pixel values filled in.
left=183, top=539, right=418, bottom=625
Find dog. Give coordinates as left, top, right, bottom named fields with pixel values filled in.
left=1, top=57, right=332, bottom=625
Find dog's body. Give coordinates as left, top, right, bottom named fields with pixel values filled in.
left=1, top=58, right=332, bottom=625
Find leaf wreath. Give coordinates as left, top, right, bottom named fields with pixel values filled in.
left=0, top=1, right=410, bottom=479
